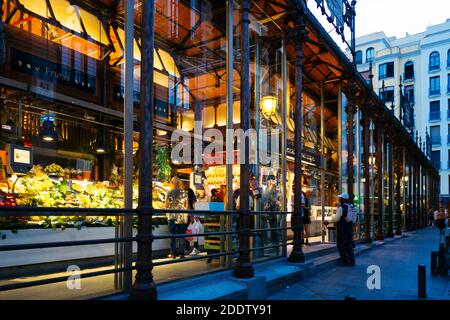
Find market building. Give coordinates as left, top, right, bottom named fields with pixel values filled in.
left=0, top=0, right=440, bottom=299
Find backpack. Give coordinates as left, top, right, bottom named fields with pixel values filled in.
left=344, top=203, right=357, bottom=224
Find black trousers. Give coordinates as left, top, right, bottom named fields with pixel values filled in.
left=336, top=226, right=355, bottom=264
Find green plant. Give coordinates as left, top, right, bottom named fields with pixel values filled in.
left=154, top=145, right=172, bottom=182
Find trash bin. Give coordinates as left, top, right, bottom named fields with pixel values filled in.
left=327, top=226, right=336, bottom=243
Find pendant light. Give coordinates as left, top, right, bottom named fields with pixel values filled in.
left=95, top=127, right=107, bottom=154
left=94, top=115, right=107, bottom=154
left=39, top=116, right=58, bottom=142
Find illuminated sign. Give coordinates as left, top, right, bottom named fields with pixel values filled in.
left=13, top=148, right=31, bottom=165
left=5, top=144, right=33, bottom=175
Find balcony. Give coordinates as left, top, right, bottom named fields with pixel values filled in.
left=429, top=88, right=441, bottom=96
left=431, top=135, right=441, bottom=145
left=429, top=111, right=441, bottom=121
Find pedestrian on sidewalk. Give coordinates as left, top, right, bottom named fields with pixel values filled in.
left=436, top=207, right=447, bottom=234
left=433, top=208, right=439, bottom=228
left=427, top=208, right=435, bottom=227
left=330, top=192, right=356, bottom=266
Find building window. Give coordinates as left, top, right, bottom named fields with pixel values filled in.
left=379, top=86, right=394, bottom=103
left=429, top=76, right=440, bottom=96
left=366, top=47, right=375, bottom=63
left=430, top=125, right=441, bottom=146
left=447, top=49, right=450, bottom=68
left=404, top=61, right=414, bottom=80
left=431, top=150, right=441, bottom=170
left=448, top=124, right=450, bottom=144
left=429, top=101, right=440, bottom=121
left=379, top=62, right=394, bottom=80
left=404, top=85, right=414, bottom=103
left=448, top=99, right=450, bottom=120
left=448, top=74, right=450, bottom=93
left=429, top=51, right=440, bottom=71
left=355, top=50, right=363, bottom=64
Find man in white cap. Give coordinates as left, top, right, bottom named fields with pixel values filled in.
left=331, top=192, right=356, bottom=266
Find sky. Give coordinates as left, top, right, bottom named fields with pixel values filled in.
left=306, top=0, right=450, bottom=52
left=355, top=0, right=450, bottom=38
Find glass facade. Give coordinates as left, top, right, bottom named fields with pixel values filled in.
left=0, top=0, right=439, bottom=299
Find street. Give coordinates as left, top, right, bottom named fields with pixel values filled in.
left=268, top=228, right=450, bottom=300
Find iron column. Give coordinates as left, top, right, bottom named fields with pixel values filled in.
left=132, top=0, right=157, bottom=299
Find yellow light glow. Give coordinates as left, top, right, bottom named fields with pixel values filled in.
left=19, top=0, right=49, bottom=19
left=157, top=49, right=180, bottom=78
left=78, top=7, right=109, bottom=45
left=261, top=95, right=277, bottom=119
left=48, top=0, right=83, bottom=34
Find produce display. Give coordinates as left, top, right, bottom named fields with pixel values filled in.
left=43, top=163, right=65, bottom=176
left=0, top=153, right=179, bottom=230
left=152, top=182, right=170, bottom=209
left=204, top=165, right=240, bottom=187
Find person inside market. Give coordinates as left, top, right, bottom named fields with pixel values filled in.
left=184, top=181, right=201, bottom=256
left=210, top=188, right=221, bottom=202
left=263, top=175, right=281, bottom=247
left=290, top=182, right=311, bottom=246
left=329, top=192, right=356, bottom=266
left=301, top=182, right=311, bottom=245
left=165, top=177, right=189, bottom=259
left=217, top=185, right=226, bottom=203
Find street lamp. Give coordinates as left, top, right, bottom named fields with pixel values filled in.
left=261, top=95, right=277, bottom=119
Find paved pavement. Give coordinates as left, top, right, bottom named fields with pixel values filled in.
left=267, top=228, right=450, bottom=300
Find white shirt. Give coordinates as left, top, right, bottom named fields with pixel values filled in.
left=331, top=206, right=343, bottom=223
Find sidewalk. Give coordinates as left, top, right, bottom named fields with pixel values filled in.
left=268, top=228, right=450, bottom=300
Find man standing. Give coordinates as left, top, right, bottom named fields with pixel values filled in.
left=166, top=177, right=189, bottom=259
left=332, top=192, right=356, bottom=266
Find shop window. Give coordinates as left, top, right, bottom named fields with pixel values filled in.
left=429, top=51, right=440, bottom=71
left=366, top=47, right=375, bottom=63
left=379, top=62, right=394, bottom=80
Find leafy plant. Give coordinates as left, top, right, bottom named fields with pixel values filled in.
left=154, top=145, right=173, bottom=182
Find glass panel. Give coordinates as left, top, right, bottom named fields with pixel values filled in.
left=48, top=0, right=83, bottom=34
left=78, top=8, right=109, bottom=45
left=19, top=0, right=50, bottom=20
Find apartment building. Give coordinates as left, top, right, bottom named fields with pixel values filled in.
left=353, top=19, right=450, bottom=205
